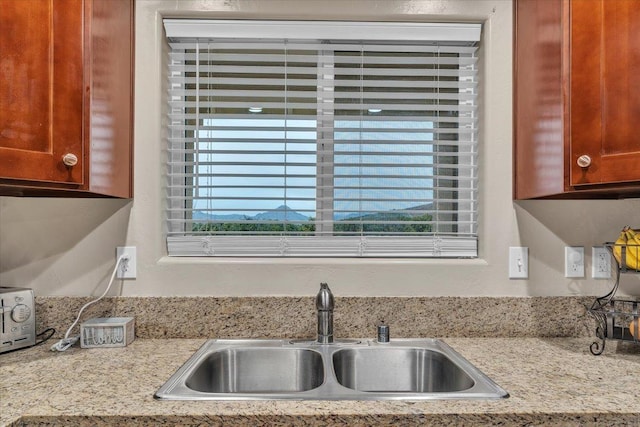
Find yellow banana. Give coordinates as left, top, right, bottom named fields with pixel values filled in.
left=623, top=228, right=640, bottom=270
left=627, top=228, right=640, bottom=245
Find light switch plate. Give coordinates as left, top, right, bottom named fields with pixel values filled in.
left=509, top=247, right=528, bottom=279
left=592, top=246, right=612, bottom=279
left=565, top=246, right=584, bottom=278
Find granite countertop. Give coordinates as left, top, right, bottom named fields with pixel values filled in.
left=1, top=337, right=639, bottom=426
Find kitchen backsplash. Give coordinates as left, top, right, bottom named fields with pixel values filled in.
left=35, top=296, right=594, bottom=339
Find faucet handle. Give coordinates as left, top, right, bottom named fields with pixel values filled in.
left=316, top=282, right=334, bottom=311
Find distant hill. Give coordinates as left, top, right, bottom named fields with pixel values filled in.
left=336, top=203, right=433, bottom=221
left=192, top=211, right=249, bottom=221
left=254, top=205, right=309, bottom=221
left=193, top=205, right=308, bottom=222
left=194, top=203, right=432, bottom=223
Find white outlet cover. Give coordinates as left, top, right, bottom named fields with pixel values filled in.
left=592, top=246, right=612, bottom=279
left=565, top=246, right=585, bottom=278
left=116, top=246, right=137, bottom=279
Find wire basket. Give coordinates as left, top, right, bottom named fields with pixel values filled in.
left=608, top=242, right=640, bottom=273
left=588, top=243, right=640, bottom=355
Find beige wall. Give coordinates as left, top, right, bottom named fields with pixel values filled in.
left=1, top=0, right=639, bottom=297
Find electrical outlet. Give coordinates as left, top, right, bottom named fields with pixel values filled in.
left=565, top=246, right=584, bottom=278
left=592, top=246, right=612, bottom=279
left=116, top=246, right=137, bottom=279
left=509, top=247, right=528, bottom=279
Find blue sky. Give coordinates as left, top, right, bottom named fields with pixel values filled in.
left=193, top=117, right=435, bottom=218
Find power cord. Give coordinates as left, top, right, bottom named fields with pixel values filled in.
left=35, top=327, right=56, bottom=346
left=50, top=254, right=129, bottom=352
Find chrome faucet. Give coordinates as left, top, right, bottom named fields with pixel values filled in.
left=316, top=283, right=334, bottom=344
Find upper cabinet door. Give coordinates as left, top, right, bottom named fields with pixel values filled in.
left=0, top=0, right=84, bottom=186
left=514, top=0, right=640, bottom=199
left=569, top=0, right=640, bottom=187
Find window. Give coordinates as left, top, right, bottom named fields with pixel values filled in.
left=165, top=20, right=480, bottom=257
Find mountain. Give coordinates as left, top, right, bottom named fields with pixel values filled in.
left=193, top=205, right=308, bottom=222
left=336, top=203, right=434, bottom=221
left=400, top=203, right=433, bottom=215
left=254, top=205, right=309, bottom=221
left=192, top=211, right=249, bottom=221
left=194, top=203, right=431, bottom=222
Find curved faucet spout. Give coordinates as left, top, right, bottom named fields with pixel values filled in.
left=316, top=283, right=334, bottom=344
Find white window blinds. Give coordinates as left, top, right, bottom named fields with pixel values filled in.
left=165, top=20, right=480, bottom=257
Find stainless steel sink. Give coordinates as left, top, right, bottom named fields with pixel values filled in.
left=185, top=347, right=324, bottom=393
left=333, top=347, right=475, bottom=393
left=155, top=338, right=508, bottom=400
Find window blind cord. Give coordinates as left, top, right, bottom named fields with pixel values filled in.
left=50, top=254, right=130, bottom=352
left=359, top=46, right=364, bottom=237
left=284, top=41, right=288, bottom=229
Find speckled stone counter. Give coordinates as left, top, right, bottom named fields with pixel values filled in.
left=2, top=337, right=639, bottom=426
left=34, top=296, right=594, bottom=339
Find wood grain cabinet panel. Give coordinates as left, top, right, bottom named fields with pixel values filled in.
left=514, top=0, right=640, bottom=199
left=0, top=0, right=134, bottom=198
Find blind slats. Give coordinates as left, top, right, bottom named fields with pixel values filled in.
left=170, top=51, right=478, bottom=62
left=165, top=20, right=479, bottom=257
left=167, top=236, right=477, bottom=258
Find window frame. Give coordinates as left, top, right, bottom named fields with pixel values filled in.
left=165, top=20, right=481, bottom=258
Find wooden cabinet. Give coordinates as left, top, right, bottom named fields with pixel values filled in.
left=514, top=0, right=640, bottom=199
left=0, top=0, right=134, bottom=198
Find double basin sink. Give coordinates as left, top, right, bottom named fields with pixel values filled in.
left=155, top=338, right=508, bottom=400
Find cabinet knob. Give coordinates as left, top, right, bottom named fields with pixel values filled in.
left=62, top=153, right=78, bottom=167
left=577, top=154, right=592, bottom=168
